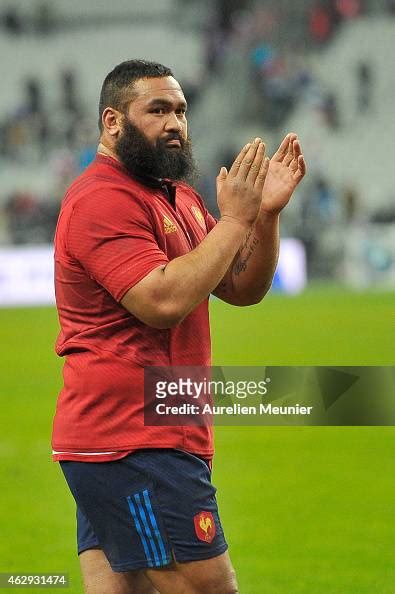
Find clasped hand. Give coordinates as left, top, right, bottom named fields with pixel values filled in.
left=217, top=134, right=306, bottom=228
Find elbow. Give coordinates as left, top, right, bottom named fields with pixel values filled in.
left=249, top=285, right=271, bottom=305
left=121, top=279, right=189, bottom=329
left=244, top=295, right=264, bottom=306
left=233, top=296, right=262, bottom=307
left=252, top=280, right=273, bottom=304
left=148, top=316, right=183, bottom=330
left=234, top=284, right=271, bottom=307
left=143, top=301, right=187, bottom=329
left=121, top=284, right=190, bottom=329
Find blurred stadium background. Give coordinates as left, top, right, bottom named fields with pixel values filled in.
left=0, top=0, right=394, bottom=592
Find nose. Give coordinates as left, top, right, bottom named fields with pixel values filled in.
left=164, top=112, right=183, bottom=132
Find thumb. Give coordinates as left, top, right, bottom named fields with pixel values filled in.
left=216, top=166, right=228, bottom=192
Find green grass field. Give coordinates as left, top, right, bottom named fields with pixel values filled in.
left=0, top=288, right=394, bottom=593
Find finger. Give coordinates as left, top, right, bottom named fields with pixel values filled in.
left=254, top=156, right=270, bottom=193
left=292, top=139, right=302, bottom=158
left=216, top=166, right=228, bottom=193
left=246, top=142, right=265, bottom=184
left=238, top=138, right=261, bottom=181
left=283, top=135, right=296, bottom=166
left=289, top=140, right=302, bottom=173
left=228, top=143, right=251, bottom=177
left=272, top=133, right=296, bottom=162
left=294, top=155, right=306, bottom=182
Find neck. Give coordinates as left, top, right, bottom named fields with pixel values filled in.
left=97, top=141, right=120, bottom=162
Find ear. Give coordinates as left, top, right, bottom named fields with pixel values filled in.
left=101, top=107, right=123, bottom=137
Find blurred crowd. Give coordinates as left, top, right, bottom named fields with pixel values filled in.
left=0, top=66, right=96, bottom=244
left=202, top=0, right=386, bottom=131
left=1, top=0, right=394, bottom=285
left=198, top=0, right=395, bottom=280
left=1, top=2, right=54, bottom=36
left=0, top=70, right=91, bottom=162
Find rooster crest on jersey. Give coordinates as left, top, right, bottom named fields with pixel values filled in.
left=194, top=511, right=216, bottom=543
left=191, top=206, right=206, bottom=229
left=163, top=215, right=177, bottom=234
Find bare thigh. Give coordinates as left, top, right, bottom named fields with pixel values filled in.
left=79, top=549, right=159, bottom=594
left=145, top=551, right=238, bottom=594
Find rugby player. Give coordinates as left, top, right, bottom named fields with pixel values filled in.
left=52, top=59, right=305, bottom=594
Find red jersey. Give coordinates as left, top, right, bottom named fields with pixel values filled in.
left=52, top=154, right=216, bottom=462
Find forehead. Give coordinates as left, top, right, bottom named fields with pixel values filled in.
left=130, top=76, right=186, bottom=107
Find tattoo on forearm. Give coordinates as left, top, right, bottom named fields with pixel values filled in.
left=233, top=234, right=260, bottom=276
left=241, top=228, right=253, bottom=250
left=215, top=229, right=260, bottom=299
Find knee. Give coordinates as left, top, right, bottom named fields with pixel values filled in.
left=223, top=569, right=239, bottom=594
left=222, top=568, right=238, bottom=594
left=195, top=568, right=238, bottom=594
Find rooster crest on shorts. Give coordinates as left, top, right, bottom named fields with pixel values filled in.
left=194, top=511, right=216, bottom=543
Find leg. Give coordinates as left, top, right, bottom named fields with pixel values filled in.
left=145, top=551, right=238, bottom=594
left=80, top=549, right=159, bottom=594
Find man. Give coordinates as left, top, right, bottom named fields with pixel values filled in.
left=52, top=59, right=305, bottom=594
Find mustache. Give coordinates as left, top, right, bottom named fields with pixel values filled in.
left=160, top=133, right=185, bottom=145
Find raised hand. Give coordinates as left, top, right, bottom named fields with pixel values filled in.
left=216, top=138, right=270, bottom=229
left=261, top=133, right=306, bottom=215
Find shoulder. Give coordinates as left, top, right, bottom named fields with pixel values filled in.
left=63, top=173, right=151, bottom=222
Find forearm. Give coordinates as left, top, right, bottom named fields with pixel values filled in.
left=214, top=211, right=280, bottom=305
left=163, top=218, right=247, bottom=312
left=122, top=218, right=247, bottom=328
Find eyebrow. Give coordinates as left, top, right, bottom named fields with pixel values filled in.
left=146, top=98, right=188, bottom=110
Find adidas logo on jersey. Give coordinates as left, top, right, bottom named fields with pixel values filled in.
left=163, top=215, right=177, bottom=234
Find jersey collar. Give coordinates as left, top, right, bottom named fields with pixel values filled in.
left=95, top=153, right=177, bottom=206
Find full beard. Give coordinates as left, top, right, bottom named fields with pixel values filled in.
left=115, top=117, right=197, bottom=183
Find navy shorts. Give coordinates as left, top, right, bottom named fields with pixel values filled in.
left=60, top=449, right=228, bottom=572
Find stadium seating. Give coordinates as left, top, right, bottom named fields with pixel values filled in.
left=279, top=16, right=395, bottom=212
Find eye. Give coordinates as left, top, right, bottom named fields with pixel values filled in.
left=176, top=108, right=187, bottom=116
left=150, top=108, right=166, bottom=115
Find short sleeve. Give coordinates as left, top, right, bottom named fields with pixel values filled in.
left=67, top=188, right=169, bottom=301
left=204, top=209, right=217, bottom=233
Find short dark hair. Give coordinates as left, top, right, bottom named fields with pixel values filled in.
left=98, top=59, right=173, bottom=132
